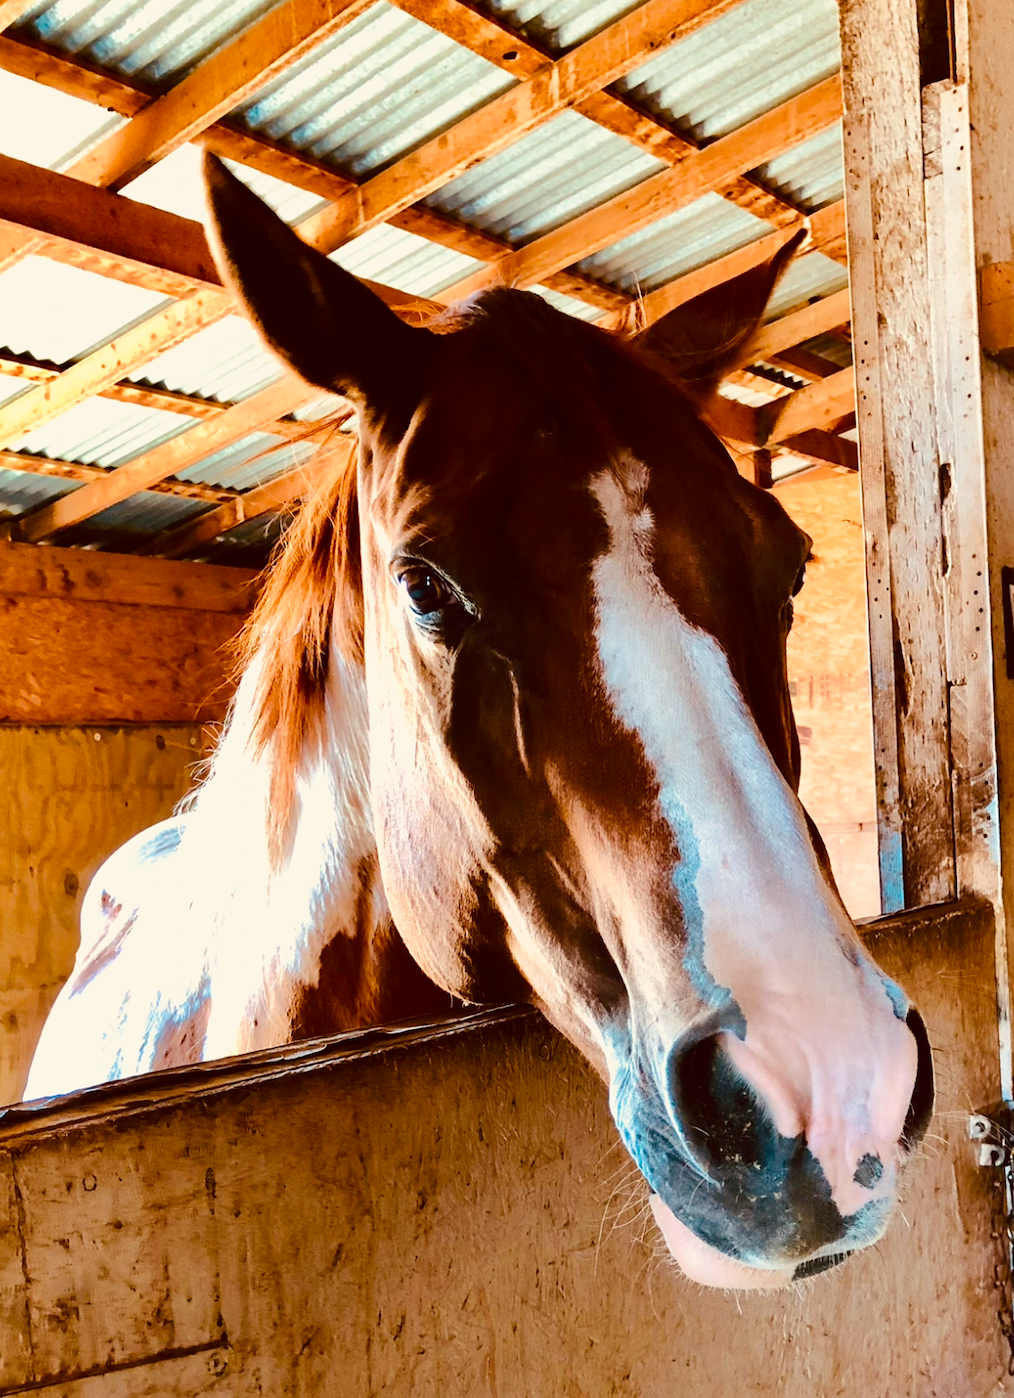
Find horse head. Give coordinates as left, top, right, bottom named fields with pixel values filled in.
left=204, top=155, right=932, bottom=1289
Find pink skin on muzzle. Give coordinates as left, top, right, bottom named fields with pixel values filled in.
left=649, top=1194, right=796, bottom=1290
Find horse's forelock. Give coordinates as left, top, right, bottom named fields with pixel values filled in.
left=240, top=438, right=363, bottom=854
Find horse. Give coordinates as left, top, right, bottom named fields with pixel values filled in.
left=25, top=153, right=933, bottom=1291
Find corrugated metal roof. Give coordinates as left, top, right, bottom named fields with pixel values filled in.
left=9, top=397, right=193, bottom=466
left=476, top=0, right=643, bottom=52
left=129, top=315, right=281, bottom=405
left=0, top=256, right=172, bottom=366
left=764, top=251, right=848, bottom=320
left=756, top=121, right=843, bottom=214
left=232, top=2, right=515, bottom=179
left=330, top=222, right=484, bottom=297
left=0, top=68, right=124, bottom=170
left=0, top=468, right=75, bottom=517
left=15, top=0, right=281, bottom=87
left=426, top=110, right=664, bottom=245
left=530, top=286, right=602, bottom=322
left=616, top=0, right=840, bottom=142
left=575, top=191, right=769, bottom=294
left=175, top=432, right=317, bottom=491
left=58, top=489, right=207, bottom=548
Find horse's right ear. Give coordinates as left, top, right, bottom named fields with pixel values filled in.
left=202, top=153, right=434, bottom=411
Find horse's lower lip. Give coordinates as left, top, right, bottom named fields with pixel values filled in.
left=649, top=1195, right=796, bottom=1291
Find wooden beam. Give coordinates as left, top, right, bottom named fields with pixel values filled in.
left=0, top=153, right=221, bottom=291
left=143, top=434, right=357, bottom=560
left=393, top=0, right=802, bottom=233
left=740, top=288, right=852, bottom=368
left=296, top=0, right=751, bottom=253
left=65, top=0, right=378, bottom=193
left=600, top=200, right=847, bottom=337
left=435, top=76, right=843, bottom=303
left=778, top=429, right=859, bottom=471
left=4, top=377, right=321, bottom=544
left=0, top=33, right=150, bottom=117
left=0, top=1, right=34, bottom=29
left=0, top=290, right=233, bottom=452
left=0, top=450, right=243, bottom=504
left=760, top=366, right=855, bottom=443
left=765, top=347, right=843, bottom=381
left=0, top=540, right=257, bottom=611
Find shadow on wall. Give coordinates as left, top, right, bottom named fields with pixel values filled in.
left=774, top=470, right=880, bottom=920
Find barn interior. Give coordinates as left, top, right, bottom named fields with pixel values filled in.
left=0, top=0, right=1012, bottom=1391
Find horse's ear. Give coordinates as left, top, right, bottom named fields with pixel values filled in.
left=202, top=153, right=433, bottom=410
left=631, top=230, right=806, bottom=391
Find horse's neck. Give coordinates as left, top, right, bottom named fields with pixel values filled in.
left=184, top=641, right=382, bottom=1055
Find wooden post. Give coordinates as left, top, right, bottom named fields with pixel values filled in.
left=840, top=0, right=1011, bottom=1089
left=839, top=0, right=956, bottom=911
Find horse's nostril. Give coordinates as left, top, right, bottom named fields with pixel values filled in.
left=792, top=1250, right=850, bottom=1280
left=669, top=1030, right=773, bottom=1174
left=902, top=1007, right=934, bottom=1151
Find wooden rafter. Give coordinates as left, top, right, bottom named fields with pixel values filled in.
left=0, top=0, right=32, bottom=30
left=0, top=449, right=244, bottom=504
left=739, top=287, right=852, bottom=368
left=760, top=366, right=855, bottom=443
left=435, top=76, right=843, bottom=303
left=4, top=377, right=323, bottom=544
left=141, top=435, right=357, bottom=560
left=295, top=0, right=763, bottom=252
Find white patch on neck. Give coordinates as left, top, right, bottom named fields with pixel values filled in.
left=187, top=636, right=376, bottom=1057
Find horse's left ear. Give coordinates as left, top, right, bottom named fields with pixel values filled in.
left=631, top=229, right=806, bottom=391
left=202, top=153, right=436, bottom=412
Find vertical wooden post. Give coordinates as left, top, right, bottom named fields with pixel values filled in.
left=964, top=0, right=1014, bottom=1095
left=840, top=0, right=956, bottom=910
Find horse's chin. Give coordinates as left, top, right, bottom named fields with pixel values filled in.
left=649, top=1194, right=796, bottom=1291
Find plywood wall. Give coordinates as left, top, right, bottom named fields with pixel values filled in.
left=775, top=472, right=880, bottom=918
left=0, top=899, right=1004, bottom=1396
left=0, top=726, right=205, bottom=1106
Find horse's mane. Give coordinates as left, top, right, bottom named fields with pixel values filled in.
left=237, top=288, right=708, bottom=848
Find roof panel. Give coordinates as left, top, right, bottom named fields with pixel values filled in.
left=574, top=191, right=769, bottom=294
left=15, top=0, right=282, bottom=87
left=330, top=222, right=484, bottom=296
left=0, top=68, right=124, bottom=170
left=128, top=315, right=282, bottom=404
left=175, top=431, right=316, bottom=491
left=58, top=488, right=208, bottom=547
left=0, top=468, right=76, bottom=517
left=9, top=396, right=194, bottom=466
left=474, top=0, right=644, bottom=53
left=764, top=251, right=848, bottom=321
left=232, top=2, right=515, bottom=179
left=754, top=121, right=843, bottom=214
left=122, top=143, right=328, bottom=226
left=0, top=257, right=172, bottom=365
left=616, top=0, right=840, bottom=142
left=425, top=110, right=665, bottom=245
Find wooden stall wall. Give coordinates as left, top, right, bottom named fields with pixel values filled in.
left=0, top=543, right=256, bottom=1105
left=0, top=899, right=1004, bottom=1396
left=775, top=471, right=880, bottom=919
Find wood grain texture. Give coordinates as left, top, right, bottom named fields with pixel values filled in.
left=0, top=726, right=204, bottom=1108
left=0, top=900, right=1004, bottom=1394
left=0, top=542, right=258, bottom=612
left=840, top=0, right=955, bottom=907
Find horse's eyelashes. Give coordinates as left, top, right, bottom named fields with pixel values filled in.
left=394, top=562, right=474, bottom=641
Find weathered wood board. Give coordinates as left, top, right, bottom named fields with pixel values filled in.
left=0, top=725, right=205, bottom=1107
left=0, top=899, right=1005, bottom=1396
left=0, top=542, right=256, bottom=724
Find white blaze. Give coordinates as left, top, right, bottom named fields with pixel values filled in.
left=589, top=463, right=914, bottom=1217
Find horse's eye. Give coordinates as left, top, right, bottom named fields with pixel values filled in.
left=398, top=565, right=454, bottom=616
left=791, top=563, right=807, bottom=597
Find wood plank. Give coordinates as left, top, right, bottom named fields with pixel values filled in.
left=761, top=366, right=856, bottom=442
left=0, top=593, right=246, bottom=724
left=841, top=0, right=955, bottom=907
left=5, top=377, right=319, bottom=545
left=296, top=0, right=750, bottom=253
left=765, top=346, right=843, bottom=380
left=779, top=428, right=859, bottom=471
left=0, top=899, right=1003, bottom=1393
left=0, top=0, right=35, bottom=29
left=736, top=291, right=852, bottom=368
left=0, top=153, right=221, bottom=289
left=0, top=290, right=233, bottom=453
left=0, top=450, right=241, bottom=504
left=0, top=541, right=258, bottom=611
left=0, top=33, right=149, bottom=116
left=436, top=76, right=843, bottom=302
left=63, top=0, right=379, bottom=192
